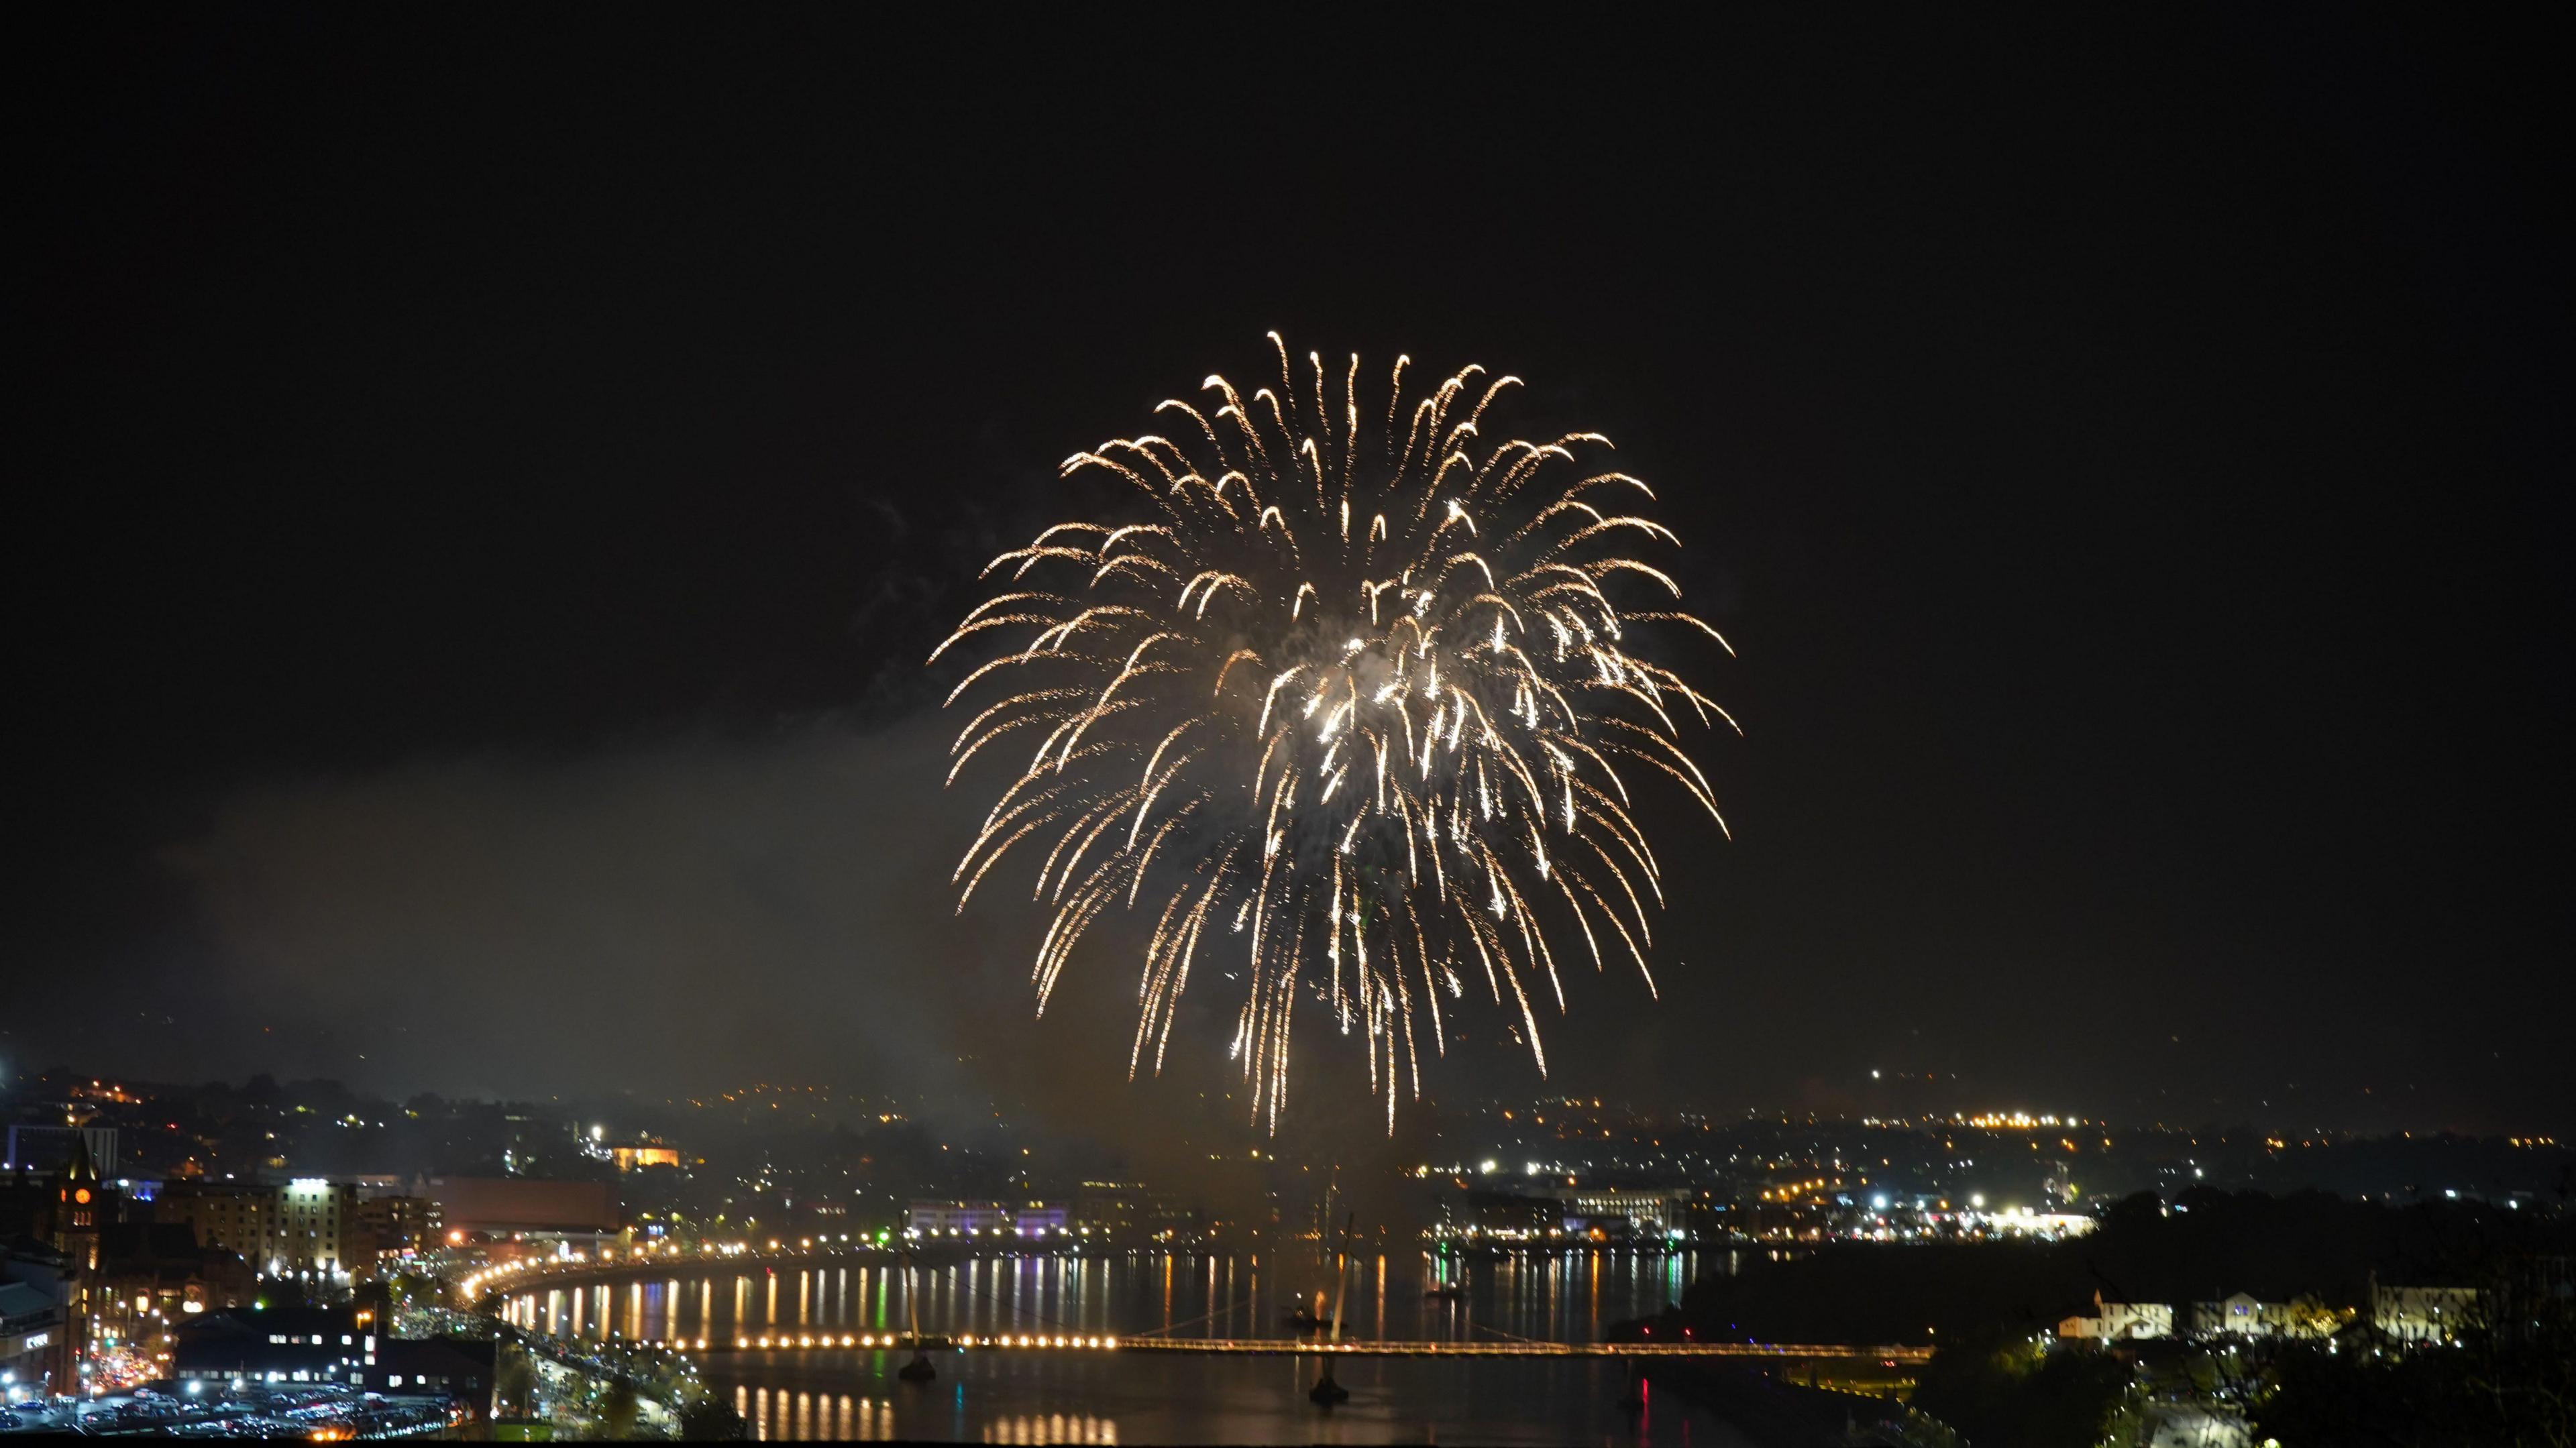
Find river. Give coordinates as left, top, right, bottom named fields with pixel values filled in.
left=503, top=1248, right=1756, bottom=1443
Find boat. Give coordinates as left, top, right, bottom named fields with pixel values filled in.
left=1426, top=1247, right=1467, bottom=1298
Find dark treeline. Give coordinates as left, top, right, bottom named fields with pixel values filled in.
left=1631, top=1190, right=2576, bottom=1446
left=1673, top=1188, right=2571, bottom=1344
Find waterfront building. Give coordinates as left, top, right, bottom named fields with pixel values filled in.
left=1070, top=1181, right=1196, bottom=1239
left=1434, top=1188, right=1560, bottom=1241
left=1558, top=1186, right=1691, bottom=1236
left=904, top=1201, right=1070, bottom=1236
left=1071, top=1182, right=1147, bottom=1235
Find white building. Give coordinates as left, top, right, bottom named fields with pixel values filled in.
left=2059, top=1295, right=2171, bottom=1341
left=2185, top=1291, right=2339, bottom=1339
left=2373, top=1281, right=2480, bottom=1345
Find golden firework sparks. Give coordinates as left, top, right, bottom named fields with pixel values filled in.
left=936, top=337, right=1735, bottom=1133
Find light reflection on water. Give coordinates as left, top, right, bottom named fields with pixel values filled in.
left=715, top=1351, right=1746, bottom=1445
left=728, top=1386, right=1118, bottom=1443
left=504, top=1249, right=1714, bottom=1346
left=506, top=1251, right=1739, bottom=1444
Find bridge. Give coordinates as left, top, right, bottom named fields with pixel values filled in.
left=461, top=1248, right=1931, bottom=1367
left=1106, top=1337, right=1926, bottom=1361
left=658, top=1331, right=1928, bottom=1363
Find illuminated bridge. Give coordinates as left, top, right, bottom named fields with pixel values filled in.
left=1104, top=1337, right=1925, bottom=1361
left=661, top=1331, right=1928, bottom=1363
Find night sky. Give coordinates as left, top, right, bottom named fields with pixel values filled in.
left=14, top=14, right=2567, bottom=1135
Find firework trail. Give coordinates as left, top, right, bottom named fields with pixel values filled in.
left=934, top=337, right=1735, bottom=1133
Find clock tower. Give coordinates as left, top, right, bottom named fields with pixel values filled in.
left=50, top=1131, right=112, bottom=1272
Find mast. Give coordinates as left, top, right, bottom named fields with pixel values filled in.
left=1328, top=1211, right=1353, bottom=1343
left=1308, top=1209, right=1356, bottom=1404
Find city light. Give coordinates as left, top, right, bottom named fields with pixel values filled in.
left=8, top=1071, right=2541, bottom=1441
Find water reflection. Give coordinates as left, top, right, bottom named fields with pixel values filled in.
left=508, top=1249, right=1703, bottom=1347
left=978, top=1412, right=1118, bottom=1445
left=714, top=1349, right=1741, bottom=1445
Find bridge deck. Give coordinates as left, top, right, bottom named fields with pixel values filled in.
left=1123, top=1338, right=1929, bottom=1360
left=689, top=1332, right=1926, bottom=1362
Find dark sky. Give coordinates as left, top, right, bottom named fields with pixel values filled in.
left=12, top=13, right=2568, bottom=1137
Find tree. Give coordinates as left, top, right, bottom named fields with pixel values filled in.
left=678, top=1398, right=750, bottom=1440
left=2281, top=1292, right=2347, bottom=1339
left=599, top=1378, right=641, bottom=1440
left=494, top=1345, right=537, bottom=1417
left=1911, top=1331, right=2142, bottom=1448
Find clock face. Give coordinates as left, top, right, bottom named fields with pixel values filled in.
left=74, top=1187, right=92, bottom=1205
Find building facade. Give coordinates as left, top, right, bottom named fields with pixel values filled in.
left=2373, top=1280, right=2482, bottom=1345
left=2058, top=1298, right=2173, bottom=1341
left=85, top=1223, right=258, bottom=1376
left=173, top=1306, right=379, bottom=1387
left=1070, top=1182, right=1196, bottom=1239
left=410, top=1175, right=617, bottom=1237
left=156, top=1179, right=362, bottom=1278
left=2186, top=1291, right=2340, bottom=1339
left=48, top=1136, right=112, bottom=1273
left=1433, top=1188, right=1560, bottom=1241
left=172, top=1308, right=491, bottom=1402
left=351, top=1196, right=443, bottom=1268
left=1, top=1125, right=118, bottom=1178
left=0, top=1263, right=73, bottom=1404
left=1558, top=1186, right=1691, bottom=1236
left=904, top=1201, right=1069, bottom=1235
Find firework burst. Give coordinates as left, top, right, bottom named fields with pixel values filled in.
left=935, top=336, right=1735, bottom=1133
